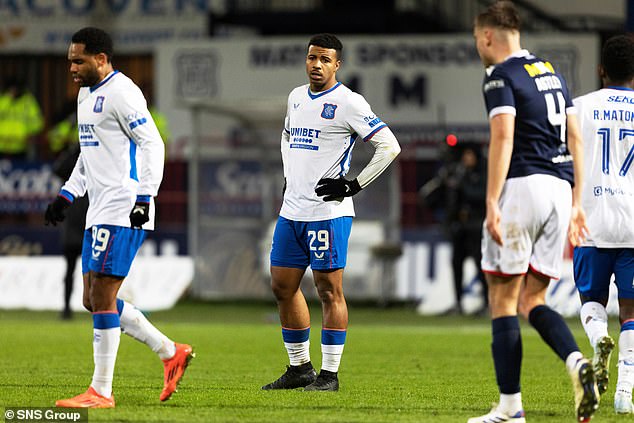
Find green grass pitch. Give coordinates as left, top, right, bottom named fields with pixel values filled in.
left=0, top=301, right=626, bottom=422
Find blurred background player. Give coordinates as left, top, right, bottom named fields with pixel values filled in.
left=45, top=27, right=193, bottom=408
left=262, top=33, right=400, bottom=392
left=469, top=2, right=597, bottom=422
left=0, top=76, right=43, bottom=161
left=419, top=144, right=488, bottom=315
left=572, top=34, right=634, bottom=415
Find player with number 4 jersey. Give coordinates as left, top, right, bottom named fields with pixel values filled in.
left=470, top=2, right=598, bottom=422
left=46, top=27, right=193, bottom=409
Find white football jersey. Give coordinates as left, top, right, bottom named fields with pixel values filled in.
left=62, top=71, right=165, bottom=230
left=280, top=82, right=387, bottom=221
left=573, top=87, right=634, bottom=247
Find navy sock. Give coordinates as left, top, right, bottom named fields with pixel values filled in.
left=492, top=316, right=522, bottom=394
left=528, top=305, right=579, bottom=362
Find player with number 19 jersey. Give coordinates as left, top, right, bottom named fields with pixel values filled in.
left=61, top=71, right=164, bottom=231
left=280, top=82, right=387, bottom=222
left=482, top=50, right=575, bottom=182
left=573, top=88, right=634, bottom=247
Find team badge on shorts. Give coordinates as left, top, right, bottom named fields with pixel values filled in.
left=321, top=103, right=337, bottom=119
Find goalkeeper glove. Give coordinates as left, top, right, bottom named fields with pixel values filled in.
left=129, top=196, right=150, bottom=228
left=44, top=195, right=72, bottom=226
left=315, top=177, right=362, bottom=202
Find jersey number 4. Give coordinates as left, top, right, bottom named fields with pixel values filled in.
left=597, top=128, right=634, bottom=176
left=545, top=92, right=567, bottom=143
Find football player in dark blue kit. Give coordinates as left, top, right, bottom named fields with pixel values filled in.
left=468, top=2, right=599, bottom=423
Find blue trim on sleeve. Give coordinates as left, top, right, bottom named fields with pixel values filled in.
left=116, top=298, right=124, bottom=316
left=90, top=70, right=119, bottom=93
left=136, top=195, right=151, bottom=203
left=321, top=329, right=347, bottom=345
left=59, top=189, right=75, bottom=203
left=129, top=117, right=147, bottom=130
left=363, top=124, right=387, bottom=142
left=307, top=82, right=342, bottom=100
left=129, top=139, right=138, bottom=181
left=282, top=327, right=310, bottom=343
left=92, top=312, right=120, bottom=329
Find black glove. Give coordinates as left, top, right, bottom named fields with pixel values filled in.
left=282, top=178, right=287, bottom=196
left=129, top=199, right=150, bottom=228
left=315, top=177, right=362, bottom=202
left=44, top=195, right=72, bottom=226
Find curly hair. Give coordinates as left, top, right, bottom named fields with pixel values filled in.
left=71, top=27, right=114, bottom=61
left=602, top=34, right=634, bottom=84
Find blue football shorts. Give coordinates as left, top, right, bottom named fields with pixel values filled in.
left=81, top=224, right=147, bottom=277
left=573, top=246, right=634, bottom=300
left=270, top=216, right=353, bottom=270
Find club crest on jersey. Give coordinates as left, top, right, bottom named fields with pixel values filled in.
left=93, top=96, right=105, bottom=113
left=321, top=103, right=337, bottom=119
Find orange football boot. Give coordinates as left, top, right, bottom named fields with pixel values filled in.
left=55, top=386, right=115, bottom=408
left=160, top=343, right=194, bottom=401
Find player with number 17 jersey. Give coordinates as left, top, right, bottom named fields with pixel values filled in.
left=573, top=88, right=634, bottom=247
left=280, top=82, right=387, bottom=222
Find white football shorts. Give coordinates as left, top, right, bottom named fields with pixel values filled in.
left=481, top=174, right=572, bottom=279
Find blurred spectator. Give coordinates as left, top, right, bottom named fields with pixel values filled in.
left=48, top=101, right=78, bottom=154
left=51, top=140, right=88, bottom=320
left=420, top=144, right=488, bottom=315
left=0, top=76, right=44, bottom=161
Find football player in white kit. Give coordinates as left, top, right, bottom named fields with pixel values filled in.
left=262, top=34, right=400, bottom=391
left=46, top=27, right=193, bottom=408
left=469, top=2, right=598, bottom=422
left=572, top=34, right=634, bottom=414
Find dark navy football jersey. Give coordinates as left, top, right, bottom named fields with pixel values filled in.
left=482, top=49, right=574, bottom=184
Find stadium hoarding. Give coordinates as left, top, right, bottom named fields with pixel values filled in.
left=157, top=33, right=599, bottom=157
left=0, top=256, right=192, bottom=311
left=0, top=0, right=210, bottom=53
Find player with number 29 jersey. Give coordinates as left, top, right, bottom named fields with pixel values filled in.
left=573, top=88, right=634, bottom=247
left=280, top=82, right=387, bottom=221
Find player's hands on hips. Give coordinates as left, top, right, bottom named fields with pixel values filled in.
left=129, top=196, right=150, bottom=228
left=44, top=195, right=71, bottom=226
left=485, top=202, right=503, bottom=246
left=315, top=177, right=362, bottom=202
left=568, top=205, right=588, bottom=246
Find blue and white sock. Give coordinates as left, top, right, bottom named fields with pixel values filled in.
left=580, top=301, right=609, bottom=349
left=116, top=299, right=175, bottom=360
left=91, top=312, right=121, bottom=398
left=321, top=328, right=346, bottom=373
left=282, top=327, right=310, bottom=366
left=617, top=320, right=634, bottom=398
